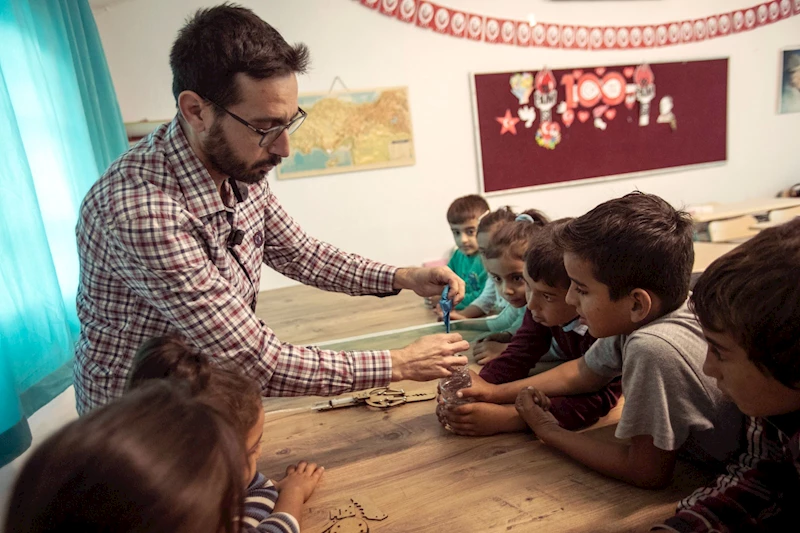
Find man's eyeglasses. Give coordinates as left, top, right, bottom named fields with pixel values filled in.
left=202, top=96, right=306, bottom=147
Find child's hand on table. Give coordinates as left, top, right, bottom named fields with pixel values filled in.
left=473, top=337, right=509, bottom=365
left=437, top=401, right=526, bottom=436
left=447, top=370, right=496, bottom=403
left=515, top=387, right=560, bottom=441
left=274, top=461, right=325, bottom=502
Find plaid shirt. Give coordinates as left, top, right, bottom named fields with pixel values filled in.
left=653, top=413, right=800, bottom=532
left=74, top=118, right=396, bottom=414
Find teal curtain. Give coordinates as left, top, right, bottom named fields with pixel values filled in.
left=0, top=0, right=127, bottom=466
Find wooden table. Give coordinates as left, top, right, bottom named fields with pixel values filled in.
left=258, top=324, right=712, bottom=533
left=690, top=197, right=800, bottom=223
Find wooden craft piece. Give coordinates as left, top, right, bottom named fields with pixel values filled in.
left=313, top=388, right=435, bottom=411
left=329, top=501, right=357, bottom=520
left=323, top=517, right=369, bottom=533
left=351, top=495, right=388, bottom=521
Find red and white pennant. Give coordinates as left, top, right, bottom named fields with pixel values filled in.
left=358, top=0, right=798, bottom=50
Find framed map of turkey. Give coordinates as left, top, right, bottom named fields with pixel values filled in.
left=277, top=86, right=416, bottom=179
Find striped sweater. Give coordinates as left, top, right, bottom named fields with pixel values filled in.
left=241, top=472, right=300, bottom=533
left=653, top=411, right=800, bottom=532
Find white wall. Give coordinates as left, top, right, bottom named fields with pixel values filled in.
left=92, top=0, right=800, bottom=291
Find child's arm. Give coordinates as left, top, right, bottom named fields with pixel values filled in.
left=652, top=417, right=789, bottom=532
left=479, top=310, right=553, bottom=383
left=516, top=389, right=677, bottom=489
left=460, top=356, right=613, bottom=404
left=271, top=461, right=324, bottom=521
left=452, top=305, right=487, bottom=319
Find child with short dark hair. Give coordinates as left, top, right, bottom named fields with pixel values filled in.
left=444, top=194, right=490, bottom=309
left=653, top=218, right=800, bottom=532
left=445, top=207, right=517, bottom=321
left=463, top=192, right=743, bottom=488
left=6, top=382, right=244, bottom=533
left=440, top=220, right=621, bottom=436
left=128, top=336, right=323, bottom=532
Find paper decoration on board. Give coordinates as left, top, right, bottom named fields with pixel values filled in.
left=357, top=0, right=799, bottom=49
left=533, top=68, right=557, bottom=122
left=492, top=62, right=667, bottom=149
left=510, top=72, right=534, bottom=104
left=657, top=96, right=678, bottom=130
left=535, top=121, right=561, bottom=150
left=518, top=106, right=536, bottom=128
left=634, top=63, right=656, bottom=126
left=496, top=109, right=520, bottom=135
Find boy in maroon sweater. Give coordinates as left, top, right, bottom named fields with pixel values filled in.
left=439, top=221, right=622, bottom=435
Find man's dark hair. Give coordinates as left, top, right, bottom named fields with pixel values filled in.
left=446, top=194, right=490, bottom=225
left=691, top=218, right=800, bottom=389
left=169, top=3, right=309, bottom=108
left=525, top=219, right=573, bottom=289
left=555, top=192, right=694, bottom=314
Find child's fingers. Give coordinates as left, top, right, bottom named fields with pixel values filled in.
left=312, top=466, right=325, bottom=479
left=295, top=460, right=308, bottom=473
left=285, top=464, right=296, bottom=475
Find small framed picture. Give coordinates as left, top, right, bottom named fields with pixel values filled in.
left=779, top=47, right=800, bottom=114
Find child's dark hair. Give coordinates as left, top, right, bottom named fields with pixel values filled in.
left=447, top=194, right=490, bottom=225
left=477, top=206, right=516, bottom=234
left=6, top=382, right=244, bottom=533
left=525, top=219, right=573, bottom=289
left=555, top=192, right=693, bottom=314
left=691, top=218, right=800, bottom=389
left=484, top=209, right=549, bottom=261
left=127, top=336, right=262, bottom=440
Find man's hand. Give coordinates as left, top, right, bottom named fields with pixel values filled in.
left=473, top=338, right=509, bottom=365
left=515, top=387, right=560, bottom=442
left=451, top=370, right=498, bottom=403
left=390, top=333, right=469, bottom=382
left=437, top=402, right=527, bottom=436
left=394, top=267, right=465, bottom=306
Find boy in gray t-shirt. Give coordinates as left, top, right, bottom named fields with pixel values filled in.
left=460, top=193, right=743, bottom=488
left=584, top=300, right=742, bottom=468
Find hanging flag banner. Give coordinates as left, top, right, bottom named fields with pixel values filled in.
left=356, top=0, right=798, bottom=50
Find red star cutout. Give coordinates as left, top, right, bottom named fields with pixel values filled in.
left=496, top=109, right=520, bottom=135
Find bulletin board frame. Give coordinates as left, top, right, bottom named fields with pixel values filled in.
left=471, top=57, right=729, bottom=197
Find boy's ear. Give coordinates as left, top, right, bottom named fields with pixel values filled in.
left=628, top=288, right=653, bottom=324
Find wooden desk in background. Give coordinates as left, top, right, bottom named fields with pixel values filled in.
left=257, top=325, right=711, bottom=533
left=690, top=197, right=800, bottom=223
left=692, top=242, right=738, bottom=272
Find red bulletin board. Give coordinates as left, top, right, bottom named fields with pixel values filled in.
left=472, top=58, right=728, bottom=194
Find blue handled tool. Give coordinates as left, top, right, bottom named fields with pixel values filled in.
left=439, top=285, right=453, bottom=333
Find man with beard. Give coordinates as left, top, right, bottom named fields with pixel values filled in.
left=73, top=4, right=469, bottom=414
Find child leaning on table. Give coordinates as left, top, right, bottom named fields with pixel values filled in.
left=653, top=218, right=800, bottom=532
left=439, top=219, right=622, bottom=436
left=128, top=336, right=324, bottom=532
left=453, top=211, right=549, bottom=365
left=465, top=192, right=743, bottom=488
